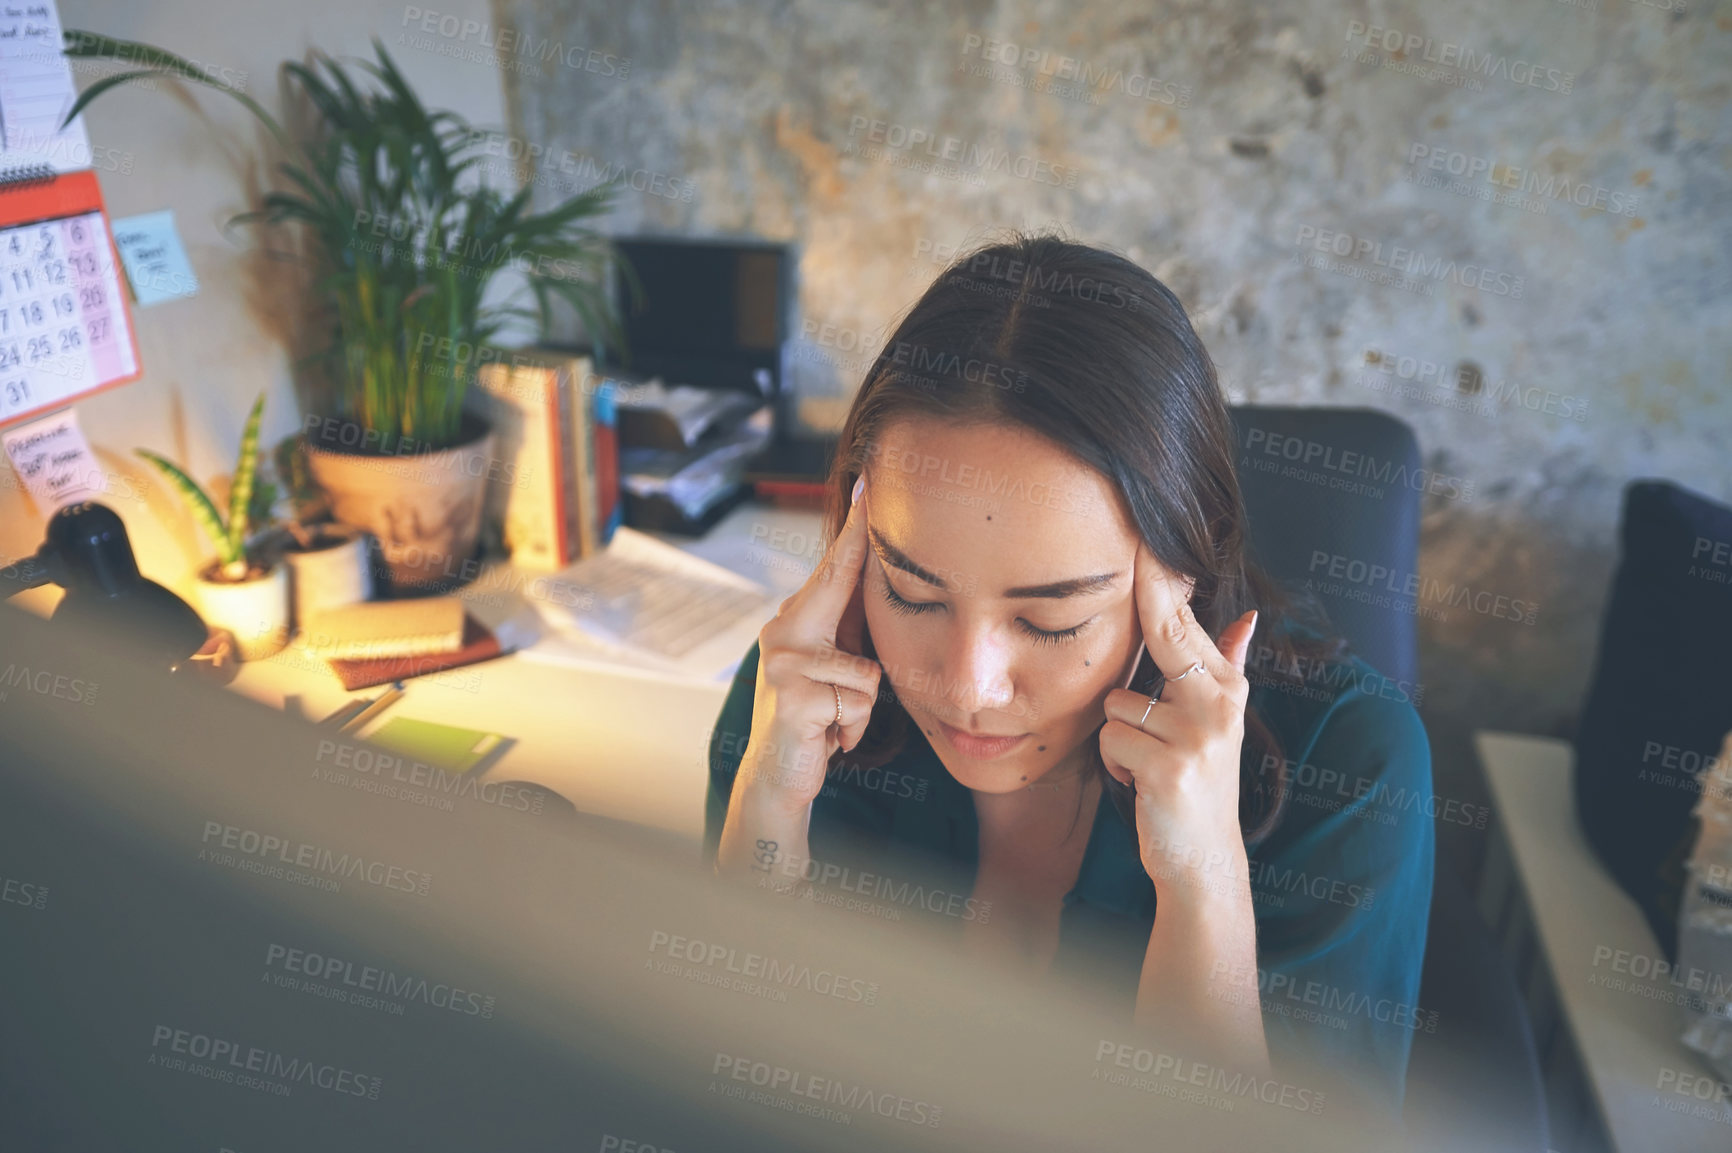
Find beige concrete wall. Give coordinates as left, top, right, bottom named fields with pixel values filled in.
left=496, top=0, right=1730, bottom=878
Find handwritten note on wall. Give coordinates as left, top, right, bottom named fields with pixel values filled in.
left=0, top=1, right=91, bottom=174
left=113, top=211, right=199, bottom=306
left=1, top=404, right=103, bottom=513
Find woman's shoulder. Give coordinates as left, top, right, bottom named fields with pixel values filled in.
left=1243, top=623, right=1435, bottom=1110
left=1252, top=619, right=1430, bottom=776
left=1249, top=618, right=1435, bottom=852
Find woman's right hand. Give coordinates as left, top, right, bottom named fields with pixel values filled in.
left=740, top=474, right=883, bottom=812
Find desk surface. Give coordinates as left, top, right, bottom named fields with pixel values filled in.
left=1476, top=731, right=1732, bottom=1151
left=228, top=502, right=826, bottom=842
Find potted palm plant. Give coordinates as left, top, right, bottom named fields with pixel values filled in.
left=64, top=32, right=629, bottom=592
left=136, top=391, right=289, bottom=660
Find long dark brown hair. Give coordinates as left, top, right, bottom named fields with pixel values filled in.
left=821, top=234, right=1349, bottom=846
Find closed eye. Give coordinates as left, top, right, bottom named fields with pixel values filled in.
left=878, top=582, right=1093, bottom=645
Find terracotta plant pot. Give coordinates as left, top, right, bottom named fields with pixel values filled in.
left=194, top=561, right=290, bottom=661
left=280, top=522, right=374, bottom=628
left=302, top=412, right=496, bottom=594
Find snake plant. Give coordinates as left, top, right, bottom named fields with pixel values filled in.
left=62, top=32, right=631, bottom=453
left=136, top=392, right=269, bottom=582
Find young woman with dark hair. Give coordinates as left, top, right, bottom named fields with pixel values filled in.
left=703, top=235, right=1434, bottom=1119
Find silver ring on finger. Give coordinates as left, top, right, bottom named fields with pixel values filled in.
left=1167, top=659, right=1205, bottom=683
left=1138, top=696, right=1159, bottom=728
left=832, top=683, right=843, bottom=726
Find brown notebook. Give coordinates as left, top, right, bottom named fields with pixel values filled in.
left=326, top=614, right=504, bottom=691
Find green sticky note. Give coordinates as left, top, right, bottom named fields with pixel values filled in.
left=364, top=716, right=505, bottom=774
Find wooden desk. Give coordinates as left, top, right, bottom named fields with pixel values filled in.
left=1475, top=731, right=1732, bottom=1153
left=226, top=501, right=826, bottom=841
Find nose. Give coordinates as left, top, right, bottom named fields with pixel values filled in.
left=939, top=620, right=1018, bottom=724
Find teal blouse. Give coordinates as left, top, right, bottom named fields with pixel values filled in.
left=703, top=623, right=1435, bottom=1118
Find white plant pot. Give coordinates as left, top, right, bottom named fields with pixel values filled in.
left=195, top=561, right=290, bottom=661
left=282, top=524, right=374, bottom=629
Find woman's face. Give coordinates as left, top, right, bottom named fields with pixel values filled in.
left=861, top=418, right=1167, bottom=794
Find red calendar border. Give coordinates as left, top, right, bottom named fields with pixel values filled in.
left=0, top=169, right=145, bottom=431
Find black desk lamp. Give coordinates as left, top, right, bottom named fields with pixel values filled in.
left=2, top=501, right=212, bottom=671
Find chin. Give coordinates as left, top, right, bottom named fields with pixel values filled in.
left=944, top=760, right=1045, bottom=794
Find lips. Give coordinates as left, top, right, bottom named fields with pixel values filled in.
left=937, top=720, right=1030, bottom=760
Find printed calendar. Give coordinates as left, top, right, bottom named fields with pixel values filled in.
left=0, top=169, right=141, bottom=429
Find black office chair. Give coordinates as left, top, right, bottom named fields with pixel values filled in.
left=1230, top=406, right=1549, bottom=1153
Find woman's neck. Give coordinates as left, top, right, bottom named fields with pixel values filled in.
left=972, top=747, right=1101, bottom=845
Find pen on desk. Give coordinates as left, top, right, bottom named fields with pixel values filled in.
left=317, top=697, right=371, bottom=730
left=340, top=682, right=406, bottom=734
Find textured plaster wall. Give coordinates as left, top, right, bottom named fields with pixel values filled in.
left=495, top=0, right=1730, bottom=876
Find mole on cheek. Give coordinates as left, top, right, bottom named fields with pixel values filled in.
left=1083, top=660, right=1090, bottom=667
left=1037, top=745, right=1046, bottom=752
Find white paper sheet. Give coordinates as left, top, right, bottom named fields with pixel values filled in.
left=0, top=1, right=93, bottom=177
left=2, top=404, right=101, bottom=512
left=523, top=526, right=773, bottom=681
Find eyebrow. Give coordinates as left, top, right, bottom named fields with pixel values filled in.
left=868, top=526, right=1121, bottom=599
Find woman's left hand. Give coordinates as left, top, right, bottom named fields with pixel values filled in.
left=1100, top=542, right=1259, bottom=903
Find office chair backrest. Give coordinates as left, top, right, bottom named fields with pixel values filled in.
left=1228, top=405, right=1424, bottom=686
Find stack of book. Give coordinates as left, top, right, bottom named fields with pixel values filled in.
left=474, top=349, right=623, bottom=569
left=299, top=596, right=506, bottom=691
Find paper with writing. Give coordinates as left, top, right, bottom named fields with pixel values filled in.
left=2, top=404, right=102, bottom=512
left=0, top=1, right=92, bottom=177
left=113, top=210, right=198, bottom=306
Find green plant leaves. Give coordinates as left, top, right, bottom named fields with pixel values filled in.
left=227, top=391, right=267, bottom=559
left=65, top=30, right=631, bottom=449
left=60, top=31, right=289, bottom=151
left=134, top=392, right=268, bottom=570
left=135, top=449, right=235, bottom=566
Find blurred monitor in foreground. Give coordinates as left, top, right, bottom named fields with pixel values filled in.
left=0, top=600, right=1432, bottom=1152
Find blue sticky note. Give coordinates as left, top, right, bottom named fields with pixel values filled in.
left=112, top=210, right=199, bottom=307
